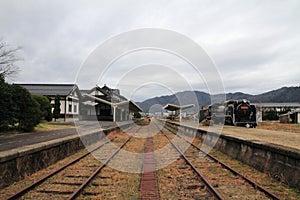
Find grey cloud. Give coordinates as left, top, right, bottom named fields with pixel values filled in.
left=0, top=0, right=299, bottom=101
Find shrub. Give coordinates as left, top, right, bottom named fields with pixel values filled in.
left=133, top=112, right=142, bottom=119
left=32, top=95, right=52, bottom=121
left=0, top=81, right=41, bottom=132
left=12, top=85, right=41, bottom=132
left=263, top=110, right=279, bottom=120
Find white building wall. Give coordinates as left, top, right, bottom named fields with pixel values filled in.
left=50, top=98, right=79, bottom=115
left=50, top=99, right=65, bottom=114
left=65, top=89, right=80, bottom=116
left=66, top=99, right=79, bottom=115
left=60, top=100, right=66, bottom=114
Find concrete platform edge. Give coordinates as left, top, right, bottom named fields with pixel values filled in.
left=0, top=122, right=133, bottom=189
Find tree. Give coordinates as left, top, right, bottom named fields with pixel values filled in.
left=133, top=112, right=142, bottom=119
left=45, top=96, right=53, bottom=122
left=12, top=85, right=41, bottom=131
left=32, top=95, right=52, bottom=121
left=0, top=82, right=43, bottom=132
left=263, top=110, right=279, bottom=121
left=53, top=95, right=61, bottom=121
left=0, top=40, right=20, bottom=79
left=0, top=78, right=14, bottom=130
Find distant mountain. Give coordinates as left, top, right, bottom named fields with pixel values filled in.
left=137, top=91, right=210, bottom=113
left=225, top=92, right=253, bottom=100
left=137, top=86, right=300, bottom=112
left=248, top=87, right=300, bottom=103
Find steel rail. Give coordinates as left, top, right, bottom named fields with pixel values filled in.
left=7, top=125, right=138, bottom=200
left=164, top=123, right=281, bottom=200
left=160, top=128, right=224, bottom=200
left=67, top=136, right=132, bottom=200
left=6, top=140, right=110, bottom=200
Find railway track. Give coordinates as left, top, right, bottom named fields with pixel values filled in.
left=160, top=121, right=281, bottom=200
left=3, top=120, right=294, bottom=199
left=6, top=126, right=140, bottom=200
left=153, top=125, right=216, bottom=199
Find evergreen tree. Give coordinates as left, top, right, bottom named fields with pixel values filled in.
left=133, top=112, right=142, bottom=118
left=11, top=85, right=41, bottom=132
left=53, top=95, right=61, bottom=121
left=45, top=96, right=53, bottom=122
left=263, top=110, right=279, bottom=120
left=32, top=95, right=52, bottom=121
left=0, top=78, right=14, bottom=130
left=0, top=81, right=42, bottom=132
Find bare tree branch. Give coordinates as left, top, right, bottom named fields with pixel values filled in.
left=0, top=40, right=21, bottom=79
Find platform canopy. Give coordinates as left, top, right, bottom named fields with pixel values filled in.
left=163, top=103, right=195, bottom=122
left=163, top=103, right=195, bottom=111
left=129, top=101, right=143, bottom=113
left=83, top=94, right=143, bottom=121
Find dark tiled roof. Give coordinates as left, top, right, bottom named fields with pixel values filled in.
left=18, top=84, right=78, bottom=96
left=87, top=85, right=127, bottom=101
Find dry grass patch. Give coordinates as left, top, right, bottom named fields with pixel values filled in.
left=35, top=122, right=75, bottom=131
left=210, top=150, right=300, bottom=199
left=258, top=121, right=300, bottom=133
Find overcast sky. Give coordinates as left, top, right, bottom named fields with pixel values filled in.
left=0, top=0, right=299, bottom=101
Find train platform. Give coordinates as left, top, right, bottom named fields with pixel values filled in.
left=0, top=128, right=77, bottom=152
left=163, top=120, right=300, bottom=189
left=168, top=120, right=300, bottom=151
left=0, top=120, right=131, bottom=152
left=0, top=120, right=133, bottom=189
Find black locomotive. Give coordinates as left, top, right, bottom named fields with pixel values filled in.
left=199, top=99, right=257, bottom=128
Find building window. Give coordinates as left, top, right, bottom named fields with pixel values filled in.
left=74, top=105, right=77, bottom=113
left=69, top=104, right=72, bottom=113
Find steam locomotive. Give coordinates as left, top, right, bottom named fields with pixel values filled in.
left=199, top=99, right=257, bottom=128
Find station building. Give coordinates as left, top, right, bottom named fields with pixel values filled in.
left=253, top=102, right=300, bottom=122
left=163, top=103, right=195, bottom=122
left=253, top=102, right=300, bottom=113
left=18, top=84, right=142, bottom=122
left=80, top=85, right=142, bottom=121
left=19, top=84, right=81, bottom=121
